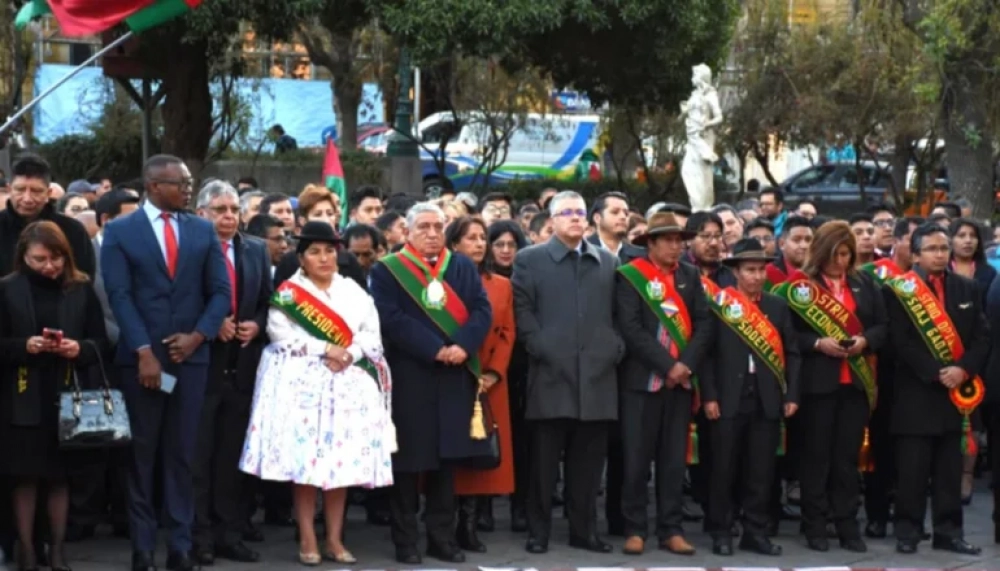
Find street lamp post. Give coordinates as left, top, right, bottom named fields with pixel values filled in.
left=387, top=47, right=422, bottom=195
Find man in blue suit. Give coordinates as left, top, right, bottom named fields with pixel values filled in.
left=101, top=155, right=231, bottom=571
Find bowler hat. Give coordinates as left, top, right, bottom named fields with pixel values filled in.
left=721, top=238, right=775, bottom=266
left=296, top=221, right=341, bottom=254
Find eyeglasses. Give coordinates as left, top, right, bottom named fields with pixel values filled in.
left=492, top=240, right=518, bottom=250
left=696, top=233, right=723, bottom=242
left=874, top=219, right=895, bottom=228
left=210, top=205, right=240, bottom=215
left=152, top=178, right=194, bottom=189
left=554, top=208, right=587, bottom=218
left=920, top=245, right=950, bottom=254
left=751, top=235, right=775, bottom=243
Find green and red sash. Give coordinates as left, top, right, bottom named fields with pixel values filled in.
left=773, top=272, right=877, bottom=412
left=885, top=270, right=986, bottom=454
left=702, top=275, right=789, bottom=456
left=380, top=245, right=482, bottom=378
left=861, top=258, right=903, bottom=287
left=764, top=262, right=789, bottom=293
left=271, top=280, right=383, bottom=384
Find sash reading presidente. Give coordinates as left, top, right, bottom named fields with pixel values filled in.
left=701, top=276, right=789, bottom=455
left=271, top=281, right=387, bottom=386
left=773, top=272, right=877, bottom=412
left=885, top=271, right=986, bottom=454
left=380, top=248, right=483, bottom=378
left=618, top=259, right=701, bottom=464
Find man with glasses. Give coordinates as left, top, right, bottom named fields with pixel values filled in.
left=512, top=191, right=623, bottom=555
left=479, top=192, right=515, bottom=228
left=744, top=218, right=777, bottom=257
left=887, top=223, right=987, bottom=556
left=867, top=204, right=896, bottom=258
left=245, top=215, right=288, bottom=279
left=849, top=213, right=878, bottom=266
left=102, top=154, right=232, bottom=571
left=758, top=188, right=788, bottom=236
left=0, top=154, right=95, bottom=277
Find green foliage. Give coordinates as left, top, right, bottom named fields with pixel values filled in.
left=36, top=132, right=155, bottom=185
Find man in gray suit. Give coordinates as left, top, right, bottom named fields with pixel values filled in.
left=67, top=187, right=140, bottom=540
left=512, top=190, right=624, bottom=555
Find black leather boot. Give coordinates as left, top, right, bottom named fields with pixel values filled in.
left=456, top=497, right=486, bottom=552
left=476, top=496, right=495, bottom=532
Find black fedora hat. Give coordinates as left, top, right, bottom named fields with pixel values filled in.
left=296, top=221, right=341, bottom=253
left=632, top=212, right=696, bottom=246
left=722, top=238, right=775, bottom=266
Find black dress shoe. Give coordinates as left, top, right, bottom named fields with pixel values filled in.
left=932, top=536, right=981, bottom=555
left=525, top=537, right=548, bottom=554
left=739, top=535, right=782, bottom=556
left=569, top=534, right=612, bottom=553
left=216, top=542, right=260, bottom=563
left=193, top=547, right=214, bottom=566
left=427, top=542, right=465, bottom=563
left=165, top=551, right=195, bottom=571
left=864, top=521, right=887, bottom=538
left=806, top=537, right=829, bottom=552
left=394, top=545, right=421, bottom=565
left=896, top=539, right=918, bottom=554
left=131, top=551, right=156, bottom=571
left=712, top=538, right=733, bottom=556
left=840, top=537, right=867, bottom=552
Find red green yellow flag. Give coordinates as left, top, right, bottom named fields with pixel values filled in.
left=15, top=0, right=202, bottom=36
left=323, top=139, right=349, bottom=229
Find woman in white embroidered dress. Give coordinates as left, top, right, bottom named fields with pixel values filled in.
left=239, top=221, right=393, bottom=566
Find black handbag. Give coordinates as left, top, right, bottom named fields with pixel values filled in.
left=58, top=341, right=131, bottom=449
left=461, top=390, right=501, bottom=470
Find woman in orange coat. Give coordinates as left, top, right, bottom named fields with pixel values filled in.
left=444, top=216, right=516, bottom=554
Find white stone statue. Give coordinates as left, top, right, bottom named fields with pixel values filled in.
left=679, top=64, right=723, bottom=212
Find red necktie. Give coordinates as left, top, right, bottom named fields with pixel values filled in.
left=931, top=275, right=945, bottom=303
left=161, top=212, right=178, bottom=279
left=222, top=242, right=238, bottom=315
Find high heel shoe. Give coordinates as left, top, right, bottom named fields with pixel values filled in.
left=323, top=548, right=357, bottom=564
left=298, top=551, right=321, bottom=566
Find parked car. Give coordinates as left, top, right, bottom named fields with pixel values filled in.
left=778, top=162, right=890, bottom=215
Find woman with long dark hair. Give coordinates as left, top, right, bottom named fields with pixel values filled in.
left=0, top=221, right=109, bottom=571
left=793, top=220, right=888, bottom=553
left=444, top=216, right=516, bottom=552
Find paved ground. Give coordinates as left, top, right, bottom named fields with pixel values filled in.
left=21, top=483, right=1000, bottom=571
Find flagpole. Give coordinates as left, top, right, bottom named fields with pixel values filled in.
left=0, top=31, right=135, bottom=136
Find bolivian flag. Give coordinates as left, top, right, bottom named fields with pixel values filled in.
left=15, top=0, right=202, bottom=36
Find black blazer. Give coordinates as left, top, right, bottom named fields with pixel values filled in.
left=700, top=292, right=802, bottom=420
left=209, top=235, right=273, bottom=394
left=889, top=268, right=990, bottom=435
left=795, top=272, right=888, bottom=396
left=615, top=260, right=713, bottom=393
left=587, top=234, right=645, bottom=264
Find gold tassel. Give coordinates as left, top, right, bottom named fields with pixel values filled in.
left=470, top=379, right=487, bottom=440
left=858, top=426, right=875, bottom=472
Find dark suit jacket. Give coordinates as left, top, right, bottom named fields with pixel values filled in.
left=615, top=260, right=712, bottom=392
left=889, top=268, right=990, bottom=435
left=587, top=234, right=645, bottom=264
left=273, top=249, right=367, bottom=291
left=984, top=274, right=1000, bottom=404
left=101, top=207, right=231, bottom=368
left=685, top=252, right=737, bottom=288
left=700, top=292, right=802, bottom=420
left=794, top=272, right=888, bottom=396
left=0, top=201, right=96, bottom=278
left=208, top=234, right=272, bottom=394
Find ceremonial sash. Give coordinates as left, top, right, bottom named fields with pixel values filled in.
left=702, top=275, right=789, bottom=456
left=861, top=258, right=903, bottom=286
left=764, top=263, right=788, bottom=293
left=617, top=259, right=697, bottom=394
left=380, top=248, right=483, bottom=378
left=885, top=271, right=986, bottom=453
left=271, top=281, right=385, bottom=383
left=773, top=273, right=877, bottom=412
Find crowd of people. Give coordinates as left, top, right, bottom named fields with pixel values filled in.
left=0, top=152, right=996, bottom=571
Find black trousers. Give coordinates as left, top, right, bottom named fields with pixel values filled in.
left=707, top=401, right=779, bottom=539
left=527, top=419, right=608, bottom=541
left=799, top=386, right=868, bottom=539
left=389, top=468, right=454, bottom=549
left=863, top=393, right=895, bottom=525
left=620, top=388, right=690, bottom=540
left=894, top=433, right=963, bottom=541
left=193, top=382, right=253, bottom=548
left=604, top=421, right=624, bottom=532
left=67, top=449, right=129, bottom=529
left=990, top=403, right=1000, bottom=527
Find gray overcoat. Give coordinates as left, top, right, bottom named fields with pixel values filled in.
left=511, top=238, right=623, bottom=421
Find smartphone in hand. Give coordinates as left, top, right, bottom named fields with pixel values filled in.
left=839, top=339, right=854, bottom=349
left=42, top=328, right=63, bottom=344
left=160, top=373, right=177, bottom=394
